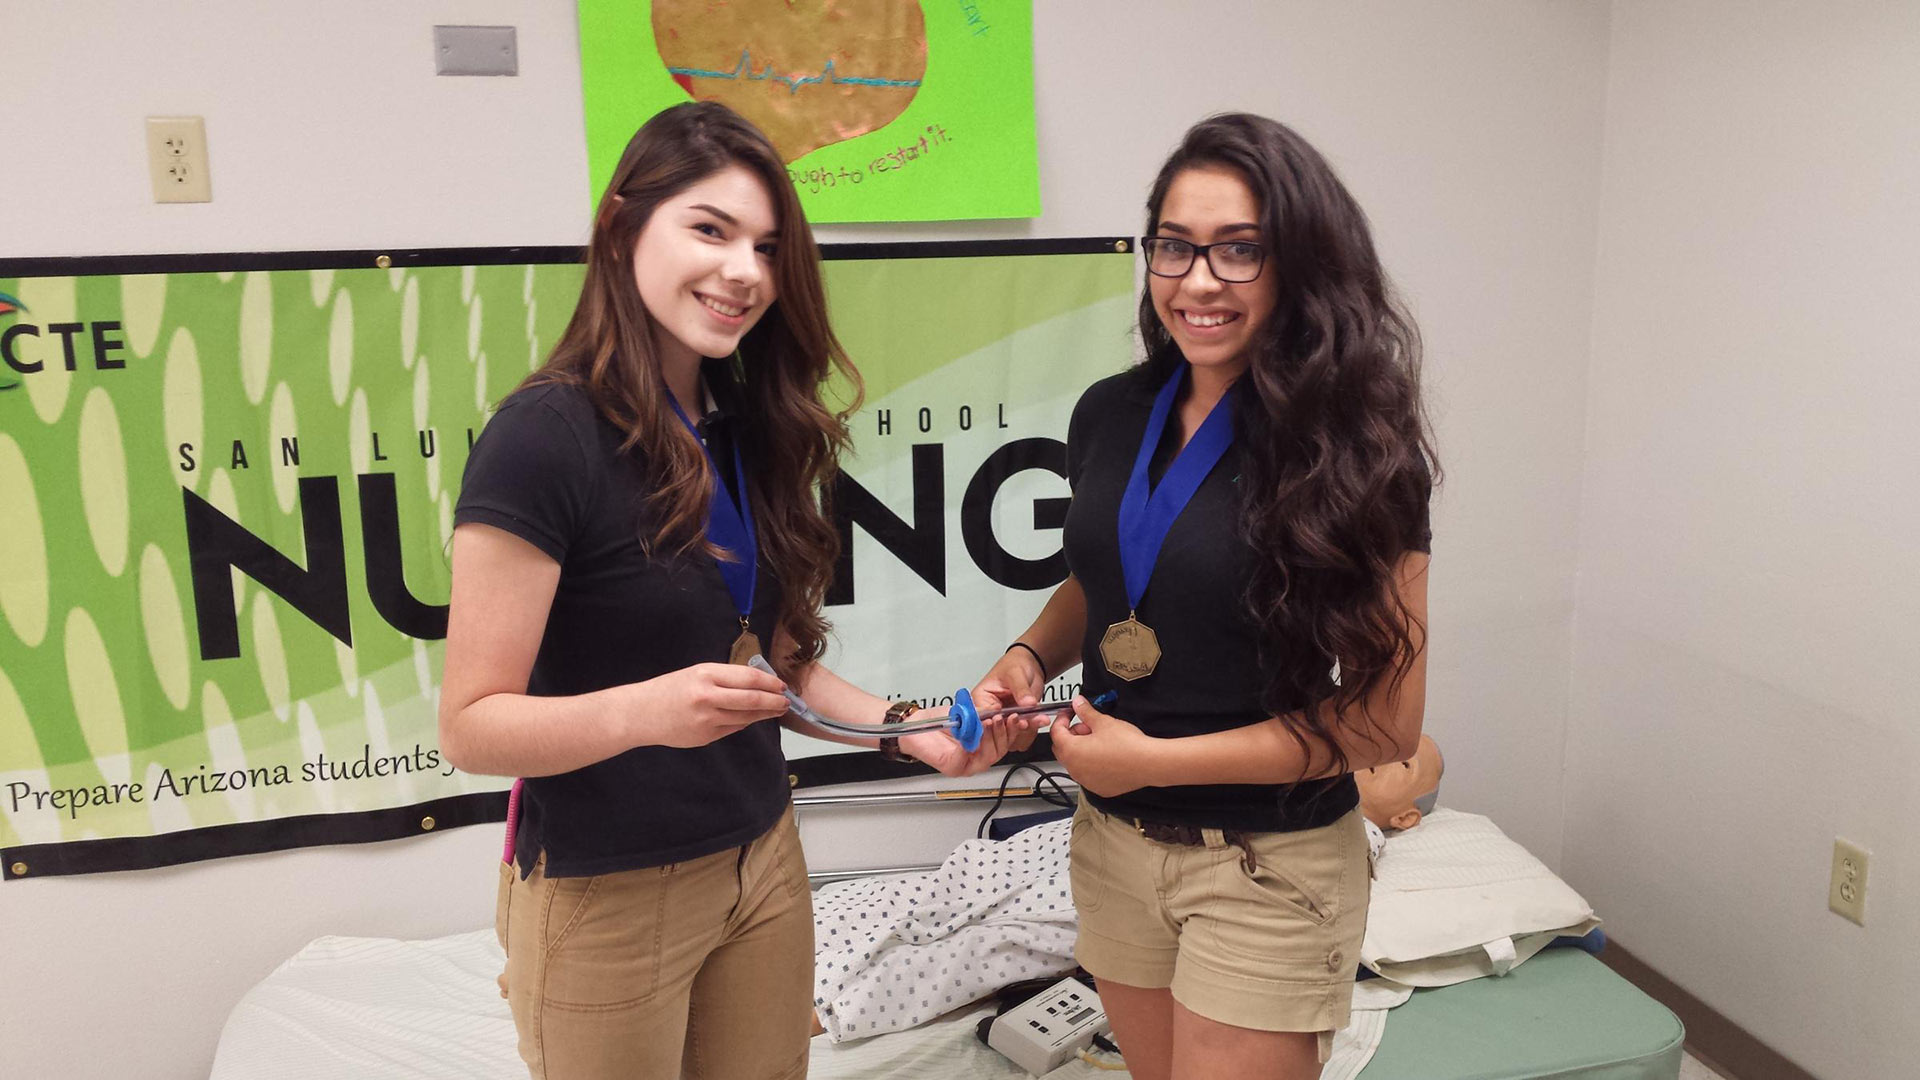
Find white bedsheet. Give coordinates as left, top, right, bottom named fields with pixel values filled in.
left=210, top=932, right=518, bottom=1080
left=210, top=930, right=1396, bottom=1080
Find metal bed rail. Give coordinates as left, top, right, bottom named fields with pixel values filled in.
left=796, top=782, right=1078, bottom=883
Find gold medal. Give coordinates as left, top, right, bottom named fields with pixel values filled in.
left=728, top=619, right=762, bottom=666
left=1099, top=612, right=1160, bottom=681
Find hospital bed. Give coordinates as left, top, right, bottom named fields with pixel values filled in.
left=210, top=783, right=1684, bottom=1079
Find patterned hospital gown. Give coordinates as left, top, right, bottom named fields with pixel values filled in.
left=812, top=818, right=1078, bottom=1042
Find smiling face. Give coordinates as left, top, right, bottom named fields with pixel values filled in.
left=1356, top=734, right=1444, bottom=831
left=631, top=163, right=781, bottom=368
left=1147, top=164, right=1279, bottom=381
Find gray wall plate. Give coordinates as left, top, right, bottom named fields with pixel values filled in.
left=434, top=25, right=517, bottom=77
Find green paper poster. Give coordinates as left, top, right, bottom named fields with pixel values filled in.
left=577, top=0, right=1039, bottom=223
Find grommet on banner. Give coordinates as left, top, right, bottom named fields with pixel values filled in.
left=375, top=254, right=393, bottom=269
left=1113, top=239, right=1129, bottom=253
left=420, top=816, right=437, bottom=831
left=10, top=862, right=26, bottom=877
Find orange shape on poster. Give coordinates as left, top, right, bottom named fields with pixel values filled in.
left=654, top=0, right=928, bottom=163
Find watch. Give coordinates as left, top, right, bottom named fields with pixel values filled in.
left=879, top=700, right=918, bottom=763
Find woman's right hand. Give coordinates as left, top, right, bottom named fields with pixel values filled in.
left=972, top=648, right=1049, bottom=748
left=633, top=663, right=793, bottom=748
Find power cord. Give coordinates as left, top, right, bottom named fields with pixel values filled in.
left=976, top=762, right=1077, bottom=838
left=1078, top=1031, right=1125, bottom=1069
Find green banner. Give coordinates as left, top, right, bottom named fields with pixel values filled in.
left=578, top=0, right=1039, bottom=222
left=0, top=242, right=1131, bottom=873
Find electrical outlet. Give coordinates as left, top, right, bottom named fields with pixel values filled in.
left=1828, top=838, right=1869, bottom=926
left=146, top=116, right=211, bottom=203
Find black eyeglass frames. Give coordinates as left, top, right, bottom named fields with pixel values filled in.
left=1140, top=237, right=1267, bottom=283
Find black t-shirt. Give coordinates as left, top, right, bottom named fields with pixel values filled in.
left=1062, top=369, right=1431, bottom=832
left=454, top=374, right=789, bottom=878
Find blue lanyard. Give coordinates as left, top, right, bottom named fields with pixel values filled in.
left=1117, top=364, right=1235, bottom=611
left=666, top=391, right=756, bottom=621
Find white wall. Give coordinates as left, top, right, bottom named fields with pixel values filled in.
left=0, top=2, right=1611, bottom=1077
left=1566, top=3, right=1920, bottom=1077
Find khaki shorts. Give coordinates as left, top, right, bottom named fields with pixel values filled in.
left=1069, top=800, right=1371, bottom=1063
left=496, top=803, right=814, bottom=1080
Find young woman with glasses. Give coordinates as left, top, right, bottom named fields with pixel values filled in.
left=439, top=102, right=1013, bottom=1080
left=976, top=113, right=1436, bottom=1079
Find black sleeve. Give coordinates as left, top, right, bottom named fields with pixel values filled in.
left=454, top=388, right=596, bottom=562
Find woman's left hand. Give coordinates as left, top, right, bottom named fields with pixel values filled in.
left=1050, top=696, right=1157, bottom=798
left=901, top=713, right=1017, bottom=778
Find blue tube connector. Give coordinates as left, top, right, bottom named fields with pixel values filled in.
left=942, top=689, right=1118, bottom=752
left=947, top=687, right=983, bottom=752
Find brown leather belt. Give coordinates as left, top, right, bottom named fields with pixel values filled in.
left=1126, top=817, right=1260, bottom=873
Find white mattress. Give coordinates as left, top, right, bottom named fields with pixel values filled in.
left=210, top=932, right=519, bottom=1080
left=211, top=929, right=1394, bottom=1079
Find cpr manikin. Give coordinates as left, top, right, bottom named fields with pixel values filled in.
left=1356, top=734, right=1443, bottom=831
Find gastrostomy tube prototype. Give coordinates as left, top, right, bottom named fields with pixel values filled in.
left=746, top=655, right=1114, bottom=753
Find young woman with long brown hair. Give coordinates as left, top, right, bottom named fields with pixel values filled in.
left=976, top=113, right=1436, bottom=1079
left=439, top=102, right=1009, bottom=1080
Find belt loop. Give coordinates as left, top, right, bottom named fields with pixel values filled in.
left=1200, top=827, right=1226, bottom=850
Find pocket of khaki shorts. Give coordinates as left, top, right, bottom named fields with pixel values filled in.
left=1067, top=805, right=1107, bottom=914
left=1229, top=846, right=1337, bottom=927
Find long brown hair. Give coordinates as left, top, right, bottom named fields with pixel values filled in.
left=527, top=102, right=861, bottom=676
left=1138, top=113, right=1438, bottom=777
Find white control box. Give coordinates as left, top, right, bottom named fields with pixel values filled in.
left=986, top=976, right=1110, bottom=1075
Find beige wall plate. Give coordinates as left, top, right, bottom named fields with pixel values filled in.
left=147, top=116, right=211, bottom=203
left=1828, top=837, right=1869, bottom=926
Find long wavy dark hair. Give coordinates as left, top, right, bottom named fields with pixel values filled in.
left=526, top=102, right=861, bottom=677
left=1137, top=113, right=1437, bottom=776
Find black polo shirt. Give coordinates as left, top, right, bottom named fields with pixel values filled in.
left=453, top=369, right=789, bottom=877
left=1062, top=369, right=1431, bottom=833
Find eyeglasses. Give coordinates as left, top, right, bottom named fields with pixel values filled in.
left=1140, top=237, right=1267, bottom=283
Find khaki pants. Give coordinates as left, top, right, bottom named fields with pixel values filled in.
left=496, top=804, right=814, bottom=1079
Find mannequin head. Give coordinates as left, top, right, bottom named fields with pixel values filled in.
left=1356, top=735, right=1443, bottom=831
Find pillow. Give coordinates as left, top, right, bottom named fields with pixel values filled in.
left=1361, top=808, right=1600, bottom=988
